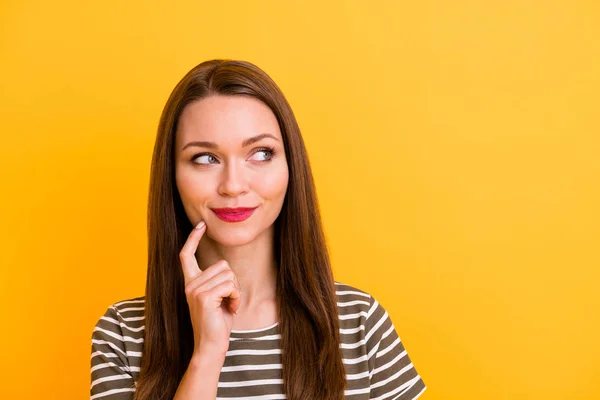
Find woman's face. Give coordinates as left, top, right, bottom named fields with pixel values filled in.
left=174, top=94, right=289, bottom=247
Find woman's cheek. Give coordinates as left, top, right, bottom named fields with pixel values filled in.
left=257, top=169, right=288, bottom=197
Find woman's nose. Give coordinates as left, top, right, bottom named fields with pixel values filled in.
left=218, top=161, right=249, bottom=196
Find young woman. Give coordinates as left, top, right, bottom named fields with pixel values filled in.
left=90, top=59, right=426, bottom=400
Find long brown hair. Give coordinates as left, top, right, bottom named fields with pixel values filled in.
left=134, top=59, right=346, bottom=400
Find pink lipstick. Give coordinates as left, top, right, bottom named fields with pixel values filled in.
left=211, top=207, right=258, bottom=222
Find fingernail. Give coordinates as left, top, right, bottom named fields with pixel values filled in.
left=195, top=221, right=205, bottom=230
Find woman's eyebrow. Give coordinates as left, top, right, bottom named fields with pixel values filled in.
left=181, top=133, right=279, bottom=151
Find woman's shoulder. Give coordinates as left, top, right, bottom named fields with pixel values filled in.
left=334, top=281, right=428, bottom=398
left=110, top=296, right=146, bottom=313
left=334, top=280, right=375, bottom=306
left=334, top=280, right=371, bottom=297
left=92, top=296, right=146, bottom=342
left=98, top=296, right=146, bottom=320
left=333, top=280, right=380, bottom=322
left=91, top=296, right=146, bottom=397
left=333, top=280, right=395, bottom=335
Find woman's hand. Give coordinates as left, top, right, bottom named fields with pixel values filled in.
left=179, top=220, right=242, bottom=356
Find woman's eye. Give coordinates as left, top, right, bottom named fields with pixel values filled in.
left=192, top=149, right=273, bottom=165
left=250, top=149, right=274, bottom=162
left=192, top=154, right=217, bottom=164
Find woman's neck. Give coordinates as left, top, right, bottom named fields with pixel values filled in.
left=195, top=226, right=278, bottom=311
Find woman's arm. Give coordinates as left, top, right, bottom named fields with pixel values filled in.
left=174, top=221, right=241, bottom=399
left=90, top=306, right=136, bottom=399
left=365, top=295, right=427, bottom=399
left=173, top=347, right=227, bottom=400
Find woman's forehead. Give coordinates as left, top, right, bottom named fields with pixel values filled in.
left=176, top=95, right=282, bottom=148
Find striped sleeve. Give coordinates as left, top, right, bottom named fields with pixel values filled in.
left=90, top=305, right=137, bottom=400
left=365, top=295, right=426, bottom=400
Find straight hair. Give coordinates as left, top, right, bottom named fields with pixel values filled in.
left=134, top=59, right=346, bottom=400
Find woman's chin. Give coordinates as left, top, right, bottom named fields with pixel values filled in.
left=207, top=229, right=257, bottom=247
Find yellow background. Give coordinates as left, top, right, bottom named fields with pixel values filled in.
left=1, top=1, right=598, bottom=399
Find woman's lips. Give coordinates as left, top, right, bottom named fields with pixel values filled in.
left=210, top=207, right=258, bottom=222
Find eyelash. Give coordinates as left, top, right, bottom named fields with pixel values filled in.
left=191, top=146, right=276, bottom=165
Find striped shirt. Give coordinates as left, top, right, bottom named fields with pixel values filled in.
left=90, top=282, right=427, bottom=399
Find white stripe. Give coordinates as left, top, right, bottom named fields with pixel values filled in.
left=339, top=311, right=368, bottom=320
left=365, top=311, right=388, bottom=343
left=370, top=362, right=414, bottom=390
left=342, top=354, right=367, bottom=365
left=217, top=395, right=286, bottom=400
left=111, top=307, right=145, bottom=321
left=90, top=351, right=119, bottom=360
left=93, top=327, right=144, bottom=344
left=91, top=339, right=126, bottom=357
left=372, top=350, right=408, bottom=377
left=221, top=363, right=282, bottom=372
left=393, top=377, right=421, bottom=399
left=372, top=375, right=421, bottom=400
left=225, top=349, right=281, bottom=356
left=91, top=362, right=128, bottom=373
left=344, top=387, right=371, bottom=395
left=90, top=363, right=119, bottom=372
left=218, top=378, right=283, bottom=388
left=340, top=339, right=366, bottom=349
left=381, top=324, right=395, bottom=342
left=405, top=382, right=426, bottom=400
left=230, top=334, right=281, bottom=341
left=100, top=316, right=120, bottom=324
left=91, top=362, right=140, bottom=373
left=368, top=340, right=381, bottom=370
left=367, top=299, right=379, bottom=319
left=231, top=322, right=279, bottom=333
left=100, top=316, right=145, bottom=332
left=337, top=300, right=370, bottom=307
left=340, top=325, right=365, bottom=334
left=113, top=299, right=144, bottom=307
left=91, top=341, right=142, bottom=358
left=346, top=370, right=370, bottom=380
left=377, top=337, right=401, bottom=358
left=121, top=315, right=145, bottom=321
left=91, top=388, right=136, bottom=400
left=90, top=373, right=132, bottom=389
left=117, top=306, right=145, bottom=312
left=335, top=290, right=370, bottom=298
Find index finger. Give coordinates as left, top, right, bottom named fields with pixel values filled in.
left=179, top=220, right=206, bottom=285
